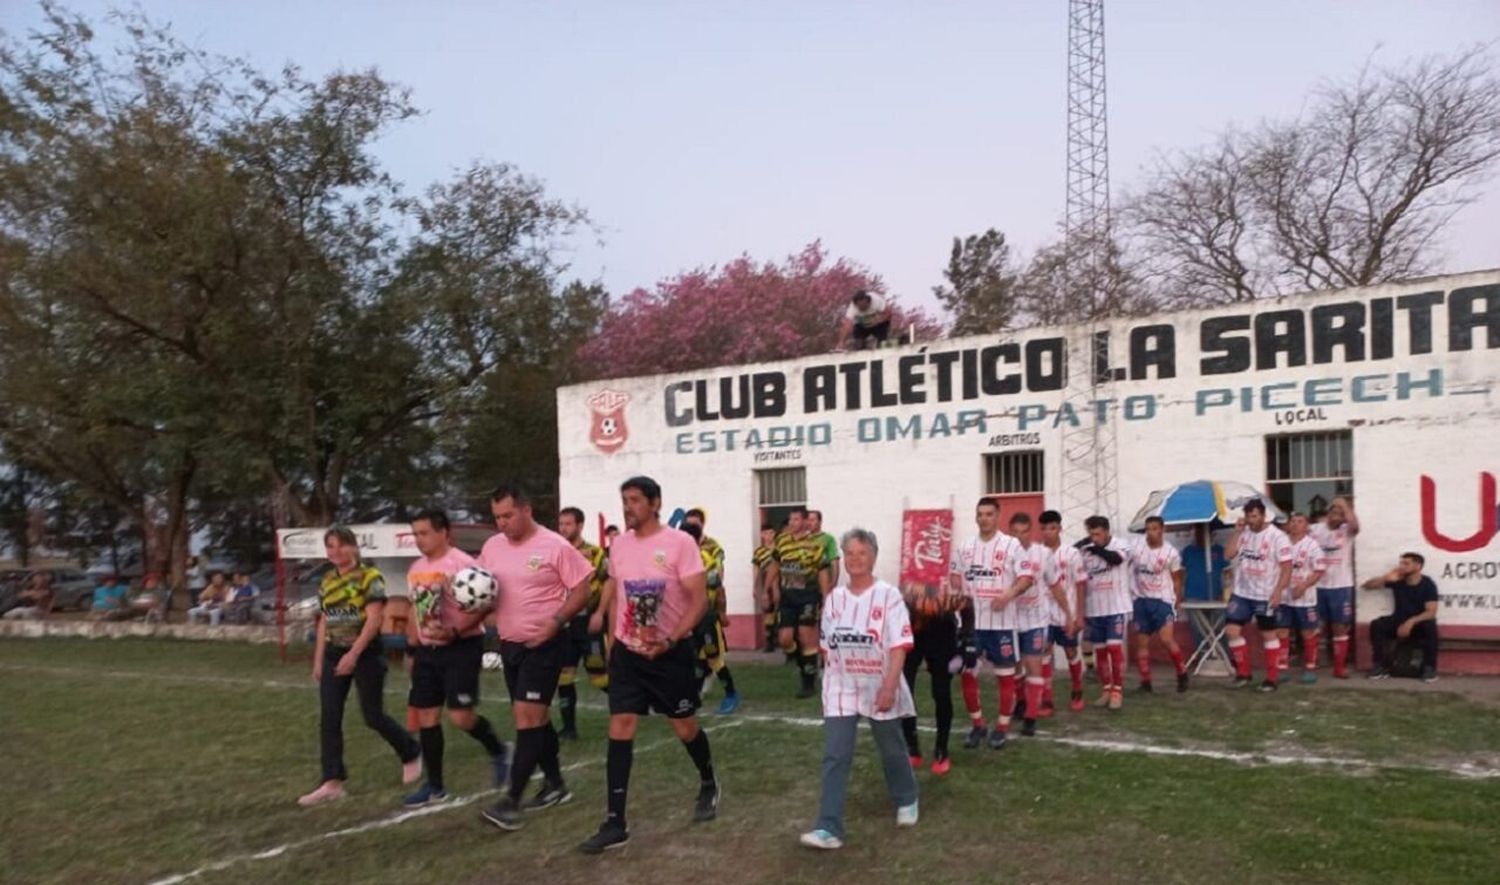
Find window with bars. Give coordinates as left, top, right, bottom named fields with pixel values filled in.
left=756, top=467, right=806, bottom=507
left=984, top=451, right=1045, bottom=496
left=1265, top=431, right=1353, bottom=516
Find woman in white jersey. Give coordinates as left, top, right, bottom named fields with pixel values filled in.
left=800, top=528, right=919, bottom=850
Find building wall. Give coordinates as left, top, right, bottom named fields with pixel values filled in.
left=558, top=270, right=1500, bottom=668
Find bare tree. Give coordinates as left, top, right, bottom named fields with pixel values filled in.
left=1014, top=226, right=1157, bottom=327
left=1125, top=47, right=1500, bottom=305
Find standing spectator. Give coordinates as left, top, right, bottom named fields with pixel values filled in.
left=1181, top=526, right=1228, bottom=602
left=3, top=572, right=53, bottom=620
left=800, top=528, right=918, bottom=850
left=807, top=510, right=842, bottom=587
left=90, top=574, right=130, bottom=621
left=1310, top=496, right=1360, bottom=678
left=188, top=572, right=231, bottom=626
left=836, top=290, right=893, bottom=351
left=1362, top=553, right=1440, bottom=682
left=184, top=555, right=206, bottom=611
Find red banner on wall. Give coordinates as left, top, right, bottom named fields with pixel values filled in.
left=900, top=509, right=954, bottom=587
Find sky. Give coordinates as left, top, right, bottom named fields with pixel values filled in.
left=3, top=0, right=1498, bottom=314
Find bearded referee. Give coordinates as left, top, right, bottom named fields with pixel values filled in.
left=578, top=475, right=720, bottom=854
left=479, top=484, right=594, bottom=831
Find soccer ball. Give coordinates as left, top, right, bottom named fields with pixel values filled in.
left=451, top=566, right=498, bottom=611
left=481, top=651, right=502, bottom=671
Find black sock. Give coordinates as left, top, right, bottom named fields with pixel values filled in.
left=798, top=651, right=819, bottom=688
left=606, top=738, right=633, bottom=827
left=901, top=716, right=920, bottom=757
left=717, top=665, right=737, bottom=695
left=538, top=722, right=563, bottom=786
left=508, top=726, right=544, bottom=802
left=558, top=683, right=578, bottom=732
left=419, top=726, right=444, bottom=792
left=465, top=715, right=506, bottom=757
left=682, top=727, right=715, bottom=784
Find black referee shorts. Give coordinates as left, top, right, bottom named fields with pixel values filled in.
left=500, top=636, right=565, bottom=706
left=608, top=642, right=700, bottom=719
left=408, top=635, right=484, bottom=710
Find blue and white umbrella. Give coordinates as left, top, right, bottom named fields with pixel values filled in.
left=1128, top=479, right=1284, bottom=532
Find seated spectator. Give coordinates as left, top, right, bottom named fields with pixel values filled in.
left=224, top=568, right=263, bottom=625
left=837, top=290, right=893, bottom=351
left=187, top=571, right=230, bottom=626
left=1180, top=526, right=1228, bottom=601
left=1361, top=552, right=1439, bottom=682
left=3, top=572, right=54, bottom=621
left=127, top=574, right=168, bottom=621
left=90, top=574, right=130, bottom=621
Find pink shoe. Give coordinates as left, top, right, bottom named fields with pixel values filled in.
left=402, top=756, right=423, bottom=785
left=298, top=781, right=346, bottom=807
left=930, top=757, right=951, bottom=776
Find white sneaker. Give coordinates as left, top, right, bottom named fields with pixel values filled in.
left=799, top=829, right=843, bottom=850
left=896, top=801, right=919, bottom=827
left=297, top=781, right=346, bottom=807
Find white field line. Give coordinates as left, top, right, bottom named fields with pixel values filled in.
left=7, top=662, right=1496, bottom=782
left=146, top=720, right=744, bottom=885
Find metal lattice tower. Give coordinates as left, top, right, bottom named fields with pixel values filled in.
left=1058, top=0, right=1119, bottom=527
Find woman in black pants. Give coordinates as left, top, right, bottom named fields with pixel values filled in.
left=298, top=526, right=421, bottom=806
left=900, top=590, right=961, bottom=776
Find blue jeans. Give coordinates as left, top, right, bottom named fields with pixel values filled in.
left=814, top=715, right=918, bottom=840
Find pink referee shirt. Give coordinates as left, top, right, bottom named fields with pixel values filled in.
left=479, top=525, right=593, bottom=644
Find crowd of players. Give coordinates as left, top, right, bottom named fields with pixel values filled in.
left=298, top=477, right=1365, bottom=854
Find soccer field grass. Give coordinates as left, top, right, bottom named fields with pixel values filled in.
left=3, top=639, right=1498, bottom=885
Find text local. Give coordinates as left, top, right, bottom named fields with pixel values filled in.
left=663, top=286, right=1499, bottom=428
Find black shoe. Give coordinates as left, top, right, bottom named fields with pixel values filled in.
left=1368, top=667, right=1390, bottom=680
left=1020, top=719, right=1036, bottom=737
left=558, top=726, right=579, bottom=742
left=963, top=724, right=987, bottom=749
left=578, top=821, right=630, bottom=854
left=693, top=778, right=721, bottom=822
left=1232, top=676, right=1253, bottom=689
left=1176, top=672, right=1190, bottom=693
left=524, top=782, right=573, bottom=812
left=481, top=797, right=524, bottom=832
left=1420, top=667, right=1439, bottom=684
left=988, top=729, right=1008, bottom=750
left=1138, top=681, right=1154, bottom=694
left=796, top=682, right=817, bottom=700
left=1258, top=680, right=1278, bottom=693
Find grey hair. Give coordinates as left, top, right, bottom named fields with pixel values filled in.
left=840, top=527, right=878, bottom=556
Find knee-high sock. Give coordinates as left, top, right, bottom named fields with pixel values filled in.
left=1095, top=647, right=1114, bottom=690
left=1108, top=645, right=1126, bottom=690
left=1332, top=634, right=1350, bottom=675
left=1023, top=676, right=1044, bottom=722
left=682, top=727, right=715, bottom=783
left=1263, top=640, right=1281, bottom=684
left=606, top=738, right=632, bottom=826
left=508, top=726, right=545, bottom=802
left=557, top=682, right=578, bottom=733
left=1169, top=647, right=1186, bottom=676
left=961, top=669, right=983, bottom=724
left=1229, top=637, right=1250, bottom=678
left=995, top=673, right=1018, bottom=730
left=1041, top=660, right=1055, bottom=704
left=419, top=725, right=444, bottom=791
left=538, top=723, right=563, bottom=785
left=1304, top=639, right=1319, bottom=670
left=717, top=664, right=737, bottom=695
left=1136, top=650, right=1153, bottom=683
left=1067, top=652, right=1084, bottom=693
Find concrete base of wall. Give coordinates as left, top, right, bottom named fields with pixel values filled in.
left=0, top=619, right=284, bottom=644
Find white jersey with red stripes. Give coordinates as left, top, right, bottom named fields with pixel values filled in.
left=1308, top=521, right=1354, bottom=588
left=1042, top=543, right=1085, bottom=626
left=1231, top=525, right=1293, bottom=601
left=1286, top=535, right=1329, bottom=608
left=1009, top=541, right=1052, bottom=632
left=819, top=580, right=916, bottom=720
left=1130, top=541, right=1183, bottom=605
left=951, top=532, right=1029, bottom=631
left=1080, top=536, right=1134, bottom=617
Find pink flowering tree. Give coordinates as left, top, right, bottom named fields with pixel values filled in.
left=578, top=242, right=942, bottom=379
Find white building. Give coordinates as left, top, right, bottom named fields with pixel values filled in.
left=558, top=269, right=1500, bottom=672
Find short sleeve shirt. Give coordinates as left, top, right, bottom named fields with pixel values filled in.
left=1308, top=522, right=1354, bottom=589
left=1389, top=576, right=1439, bottom=622
left=775, top=532, right=827, bottom=596
left=1043, top=544, right=1086, bottom=624
left=574, top=541, right=611, bottom=613
left=480, top=526, right=595, bottom=644
left=820, top=580, right=916, bottom=720
left=1080, top=538, right=1134, bottom=617
left=1286, top=536, right=1329, bottom=607
left=951, top=533, right=1027, bottom=631
left=407, top=546, right=480, bottom=645
left=1232, top=526, right=1294, bottom=601
left=1010, top=542, right=1053, bottom=632
left=844, top=294, right=888, bottom=327
left=319, top=565, right=387, bottom=646
left=1131, top=543, right=1183, bottom=605
left=609, top=526, right=707, bottom=652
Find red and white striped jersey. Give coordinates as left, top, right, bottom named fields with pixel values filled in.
left=819, top=580, right=916, bottom=720
left=1080, top=537, right=1134, bottom=617
left=951, top=532, right=1030, bottom=632
left=1130, top=542, right=1183, bottom=605
left=1009, top=541, right=1053, bottom=632
left=1042, top=543, right=1086, bottom=626
left=1231, top=525, right=1293, bottom=601
left=1308, top=522, right=1353, bottom=589
left=1286, top=535, right=1329, bottom=608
